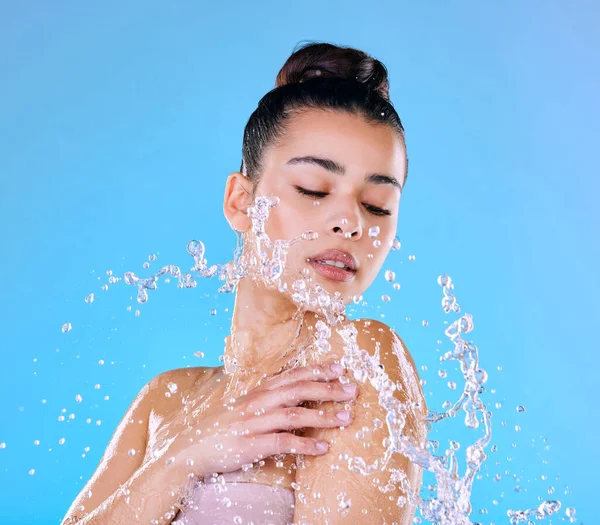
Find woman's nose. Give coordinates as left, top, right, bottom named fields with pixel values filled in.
left=332, top=217, right=362, bottom=240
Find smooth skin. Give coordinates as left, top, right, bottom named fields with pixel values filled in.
left=61, top=108, right=427, bottom=525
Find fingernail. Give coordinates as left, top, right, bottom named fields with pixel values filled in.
left=336, top=410, right=351, bottom=422
left=316, top=441, right=329, bottom=452
left=343, top=383, right=357, bottom=394
left=330, top=363, right=343, bottom=374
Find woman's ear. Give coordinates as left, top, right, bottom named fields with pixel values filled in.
left=223, top=172, right=254, bottom=232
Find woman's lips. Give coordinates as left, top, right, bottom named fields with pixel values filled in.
left=308, top=259, right=356, bottom=282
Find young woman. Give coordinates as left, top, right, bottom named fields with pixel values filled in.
left=61, top=41, right=427, bottom=525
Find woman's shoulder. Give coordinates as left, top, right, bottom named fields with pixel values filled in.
left=350, top=317, right=413, bottom=361
left=347, top=317, right=403, bottom=356
left=152, top=365, right=217, bottom=384
left=347, top=317, right=426, bottom=411
left=147, top=365, right=223, bottom=406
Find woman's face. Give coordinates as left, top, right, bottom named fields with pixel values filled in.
left=245, top=108, right=406, bottom=305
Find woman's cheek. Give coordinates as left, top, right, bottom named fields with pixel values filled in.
left=264, top=204, right=299, bottom=240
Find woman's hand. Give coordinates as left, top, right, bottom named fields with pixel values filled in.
left=171, top=361, right=359, bottom=477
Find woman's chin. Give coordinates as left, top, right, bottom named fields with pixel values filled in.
left=275, top=266, right=362, bottom=308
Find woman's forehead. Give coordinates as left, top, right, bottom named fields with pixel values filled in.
left=267, top=110, right=406, bottom=176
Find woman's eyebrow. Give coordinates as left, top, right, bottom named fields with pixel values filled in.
left=285, top=155, right=402, bottom=192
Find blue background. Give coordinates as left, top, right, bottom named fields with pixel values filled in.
left=0, top=1, right=597, bottom=523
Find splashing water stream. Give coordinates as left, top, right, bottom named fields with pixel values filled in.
left=90, top=194, right=567, bottom=523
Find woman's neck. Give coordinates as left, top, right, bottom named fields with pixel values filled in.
left=221, top=277, right=320, bottom=395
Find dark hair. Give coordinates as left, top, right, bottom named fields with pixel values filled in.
left=240, top=41, right=408, bottom=198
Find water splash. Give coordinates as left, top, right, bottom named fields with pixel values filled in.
left=109, top=194, right=572, bottom=523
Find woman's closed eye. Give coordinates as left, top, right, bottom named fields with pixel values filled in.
left=293, top=185, right=391, bottom=216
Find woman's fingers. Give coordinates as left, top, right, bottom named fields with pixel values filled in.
left=234, top=406, right=354, bottom=435
left=249, top=432, right=332, bottom=457
left=247, top=379, right=358, bottom=412
left=258, top=362, right=345, bottom=391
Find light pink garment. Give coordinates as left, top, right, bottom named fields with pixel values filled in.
left=172, top=478, right=295, bottom=525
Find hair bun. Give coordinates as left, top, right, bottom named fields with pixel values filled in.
left=275, top=42, right=391, bottom=101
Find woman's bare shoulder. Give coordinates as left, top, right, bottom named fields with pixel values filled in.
left=351, top=317, right=411, bottom=358
left=151, top=365, right=223, bottom=396
left=348, top=318, right=426, bottom=406
left=147, top=365, right=224, bottom=412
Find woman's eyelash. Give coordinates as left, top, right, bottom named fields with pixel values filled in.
left=364, top=204, right=392, bottom=216
left=294, top=186, right=328, bottom=198
left=293, top=186, right=391, bottom=216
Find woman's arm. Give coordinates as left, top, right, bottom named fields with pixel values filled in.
left=62, top=452, right=190, bottom=524
left=60, top=369, right=199, bottom=524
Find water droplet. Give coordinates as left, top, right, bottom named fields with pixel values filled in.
left=408, top=254, right=416, bottom=261
left=393, top=282, right=400, bottom=290
left=337, top=491, right=352, bottom=509
left=352, top=295, right=363, bottom=304
left=84, top=294, right=94, bottom=303
left=437, top=274, right=451, bottom=287
left=301, top=230, right=318, bottom=241
left=391, top=237, right=401, bottom=250
left=422, top=320, right=428, bottom=327
left=384, top=270, right=395, bottom=282
left=516, top=405, right=526, bottom=413
left=186, top=240, right=205, bottom=259
left=194, top=351, right=205, bottom=359
left=128, top=448, right=136, bottom=456
left=75, top=394, right=82, bottom=403
left=381, top=295, right=390, bottom=302
left=368, top=226, right=380, bottom=238
left=61, top=323, right=72, bottom=333
left=210, top=309, right=217, bottom=316
left=372, top=240, right=381, bottom=248
left=167, top=383, right=178, bottom=394
left=447, top=381, right=456, bottom=390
